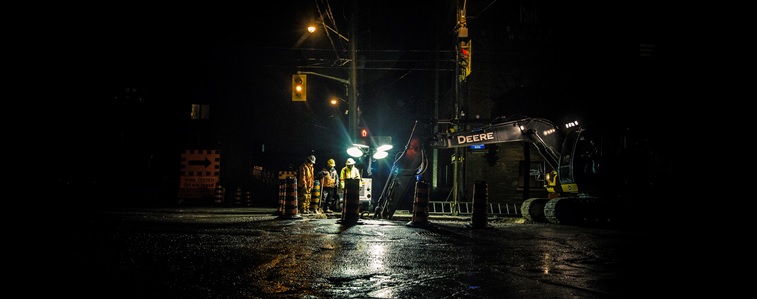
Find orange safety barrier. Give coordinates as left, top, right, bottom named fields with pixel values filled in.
left=244, top=189, right=252, bottom=206
left=406, top=180, right=430, bottom=227
left=277, top=177, right=302, bottom=220
left=213, top=184, right=225, bottom=205
left=312, top=179, right=321, bottom=213
left=234, top=186, right=242, bottom=205
left=466, top=181, right=492, bottom=229
left=273, top=179, right=285, bottom=216
left=338, top=179, right=362, bottom=225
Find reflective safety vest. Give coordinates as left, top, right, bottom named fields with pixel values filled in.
left=323, top=168, right=337, bottom=188
left=340, top=166, right=360, bottom=181
left=299, top=162, right=314, bottom=189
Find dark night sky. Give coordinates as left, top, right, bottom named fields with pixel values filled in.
left=45, top=0, right=648, bottom=186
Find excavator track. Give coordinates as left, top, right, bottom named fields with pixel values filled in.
left=521, top=198, right=549, bottom=223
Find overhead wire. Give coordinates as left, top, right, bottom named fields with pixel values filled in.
left=314, top=0, right=350, bottom=65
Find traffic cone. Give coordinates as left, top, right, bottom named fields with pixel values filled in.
left=245, top=190, right=252, bottom=207
left=277, top=177, right=302, bottom=220
left=213, top=184, right=225, bottom=205
left=234, top=186, right=242, bottom=205
left=338, top=179, right=363, bottom=225
left=406, top=180, right=430, bottom=227
left=466, top=181, right=492, bottom=229
left=311, top=179, right=322, bottom=214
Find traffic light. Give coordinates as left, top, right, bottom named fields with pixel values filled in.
left=358, top=127, right=369, bottom=145
left=292, top=74, right=307, bottom=101
left=459, top=40, right=471, bottom=81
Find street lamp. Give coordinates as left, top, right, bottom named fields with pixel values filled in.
left=303, top=3, right=359, bottom=144
left=308, top=22, right=349, bottom=42
left=330, top=97, right=349, bottom=115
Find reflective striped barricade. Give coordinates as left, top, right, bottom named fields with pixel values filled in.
left=406, top=180, right=430, bottom=227
left=338, top=179, right=363, bottom=225
left=466, top=181, right=491, bottom=229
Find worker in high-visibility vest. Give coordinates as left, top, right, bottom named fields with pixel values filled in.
left=339, top=158, right=361, bottom=189
left=320, top=159, right=340, bottom=213
left=298, top=155, right=317, bottom=214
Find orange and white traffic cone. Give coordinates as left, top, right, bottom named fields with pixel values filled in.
left=406, top=180, right=430, bottom=227
left=466, top=181, right=491, bottom=229
left=338, top=179, right=362, bottom=225
left=277, top=177, right=302, bottom=220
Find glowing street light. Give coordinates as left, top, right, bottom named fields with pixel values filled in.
left=330, top=97, right=349, bottom=115
left=308, top=21, right=349, bottom=42
left=303, top=5, right=358, bottom=143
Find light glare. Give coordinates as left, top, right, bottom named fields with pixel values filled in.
left=347, top=147, right=363, bottom=157
left=373, top=151, right=389, bottom=159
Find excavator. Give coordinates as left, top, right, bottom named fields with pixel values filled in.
left=373, top=115, right=665, bottom=226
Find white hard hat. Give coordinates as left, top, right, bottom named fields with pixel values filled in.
left=307, top=155, right=316, bottom=164
left=346, top=158, right=356, bottom=165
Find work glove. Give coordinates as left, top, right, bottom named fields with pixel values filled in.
left=339, top=181, right=345, bottom=189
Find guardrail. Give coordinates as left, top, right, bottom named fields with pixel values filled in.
left=428, top=201, right=521, bottom=216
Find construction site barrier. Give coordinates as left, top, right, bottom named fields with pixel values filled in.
left=312, top=179, right=321, bottom=212
left=213, top=184, right=225, bottom=205
left=427, top=201, right=521, bottom=216
left=466, top=181, right=491, bottom=229
left=406, top=180, right=430, bottom=227
left=338, top=179, right=362, bottom=225
left=276, top=177, right=302, bottom=220
left=274, top=179, right=285, bottom=215
left=234, top=186, right=242, bottom=205
left=244, top=189, right=252, bottom=206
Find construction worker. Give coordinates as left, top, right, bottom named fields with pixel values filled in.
left=340, top=158, right=361, bottom=189
left=320, top=159, right=340, bottom=213
left=298, top=155, right=317, bottom=214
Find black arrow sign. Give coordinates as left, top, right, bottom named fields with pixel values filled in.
left=188, top=157, right=212, bottom=168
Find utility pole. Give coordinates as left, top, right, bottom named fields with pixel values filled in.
left=452, top=1, right=469, bottom=216
left=348, top=1, right=359, bottom=143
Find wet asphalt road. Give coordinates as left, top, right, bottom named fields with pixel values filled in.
left=51, top=206, right=657, bottom=299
